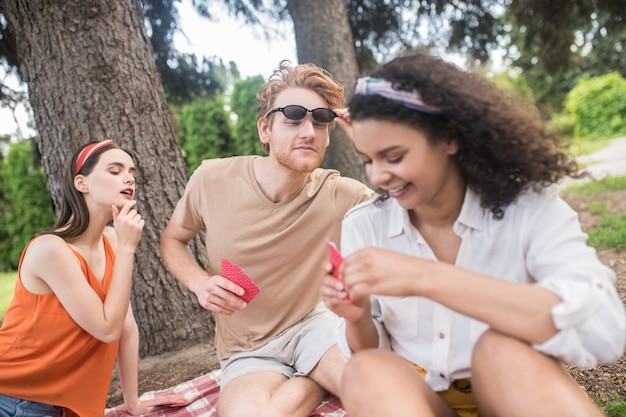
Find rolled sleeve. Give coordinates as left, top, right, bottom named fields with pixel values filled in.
left=527, top=188, right=625, bottom=367
left=534, top=275, right=625, bottom=367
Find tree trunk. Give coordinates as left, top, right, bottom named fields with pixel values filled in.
left=286, top=0, right=370, bottom=185
left=1, top=0, right=214, bottom=356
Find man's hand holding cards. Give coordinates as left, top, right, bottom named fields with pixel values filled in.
left=221, top=258, right=260, bottom=303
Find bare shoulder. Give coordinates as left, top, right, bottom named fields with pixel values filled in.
left=25, top=234, right=71, bottom=259
left=21, top=234, right=79, bottom=293
left=22, top=234, right=78, bottom=269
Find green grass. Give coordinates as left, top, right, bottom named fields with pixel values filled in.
left=586, top=202, right=626, bottom=250
left=562, top=176, right=626, bottom=251
left=599, top=393, right=626, bottom=417
left=0, top=270, right=18, bottom=322
left=564, top=176, right=626, bottom=195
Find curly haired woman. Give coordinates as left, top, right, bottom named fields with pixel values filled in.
left=322, top=49, right=625, bottom=417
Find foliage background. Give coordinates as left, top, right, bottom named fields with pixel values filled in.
left=1, top=68, right=626, bottom=272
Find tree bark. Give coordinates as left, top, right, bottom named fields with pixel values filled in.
left=1, top=0, right=214, bottom=356
left=286, top=0, right=370, bottom=185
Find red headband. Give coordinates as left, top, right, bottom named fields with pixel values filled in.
left=75, top=140, right=115, bottom=174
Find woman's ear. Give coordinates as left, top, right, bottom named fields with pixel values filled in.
left=446, top=137, right=460, bottom=156
left=74, top=175, right=89, bottom=193
left=445, top=122, right=461, bottom=156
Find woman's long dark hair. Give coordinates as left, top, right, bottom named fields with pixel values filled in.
left=40, top=141, right=119, bottom=239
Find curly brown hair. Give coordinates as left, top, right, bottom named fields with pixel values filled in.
left=256, top=60, right=344, bottom=154
left=349, top=49, right=582, bottom=219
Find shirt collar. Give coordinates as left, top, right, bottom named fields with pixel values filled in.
left=455, top=186, right=485, bottom=233
left=386, top=186, right=486, bottom=239
left=387, top=200, right=411, bottom=238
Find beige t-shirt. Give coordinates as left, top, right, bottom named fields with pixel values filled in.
left=175, top=156, right=374, bottom=359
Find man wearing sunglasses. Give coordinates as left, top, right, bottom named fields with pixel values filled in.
left=161, top=60, right=375, bottom=417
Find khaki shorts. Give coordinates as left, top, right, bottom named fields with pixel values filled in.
left=219, top=302, right=342, bottom=387
left=411, top=362, right=478, bottom=417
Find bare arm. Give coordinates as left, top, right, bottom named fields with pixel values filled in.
left=117, top=307, right=186, bottom=415
left=20, top=200, right=144, bottom=343
left=160, top=209, right=247, bottom=315
left=419, top=258, right=559, bottom=343
left=344, top=247, right=560, bottom=344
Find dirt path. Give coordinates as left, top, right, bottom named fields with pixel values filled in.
left=577, top=136, right=626, bottom=180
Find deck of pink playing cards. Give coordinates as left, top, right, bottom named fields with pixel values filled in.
left=221, top=258, right=260, bottom=303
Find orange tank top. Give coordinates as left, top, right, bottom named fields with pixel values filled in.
left=0, top=235, right=119, bottom=417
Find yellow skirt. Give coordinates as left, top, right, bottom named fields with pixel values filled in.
left=410, top=362, right=477, bottom=417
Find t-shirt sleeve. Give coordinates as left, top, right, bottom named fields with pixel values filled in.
left=174, top=161, right=210, bottom=232
left=328, top=174, right=376, bottom=220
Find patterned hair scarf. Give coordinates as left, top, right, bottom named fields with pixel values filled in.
left=354, top=77, right=443, bottom=115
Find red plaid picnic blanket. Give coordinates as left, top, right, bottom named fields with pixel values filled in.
left=105, top=369, right=347, bottom=417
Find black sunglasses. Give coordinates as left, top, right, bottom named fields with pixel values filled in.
left=265, top=105, right=337, bottom=123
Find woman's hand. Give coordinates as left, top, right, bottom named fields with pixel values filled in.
left=342, top=247, right=424, bottom=300
left=321, top=260, right=371, bottom=323
left=112, top=199, right=145, bottom=251
left=124, top=394, right=189, bottom=415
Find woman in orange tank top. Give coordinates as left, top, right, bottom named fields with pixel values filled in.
left=0, top=141, right=184, bottom=416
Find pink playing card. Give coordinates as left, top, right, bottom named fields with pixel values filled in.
left=221, top=258, right=260, bottom=303
left=327, top=241, right=352, bottom=302
left=327, top=241, right=343, bottom=279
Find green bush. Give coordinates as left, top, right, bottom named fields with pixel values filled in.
left=172, top=79, right=267, bottom=173
left=565, top=72, right=626, bottom=140
left=547, top=112, right=576, bottom=141
left=0, top=270, right=18, bottom=322
left=0, top=140, right=55, bottom=271
left=174, top=97, right=237, bottom=173
left=230, top=75, right=266, bottom=156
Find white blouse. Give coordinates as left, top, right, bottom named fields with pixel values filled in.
left=338, top=185, right=625, bottom=391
